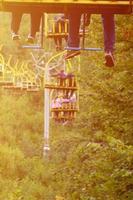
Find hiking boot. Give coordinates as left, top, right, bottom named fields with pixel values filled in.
left=64, top=50, right=81, bottom=59
left=27, top=35, right=35, bottom=44
left=11, top=32, right=20, bottom=40
left=105, top=51, right=115, bottom=67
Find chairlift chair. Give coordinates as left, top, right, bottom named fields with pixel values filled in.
left=44, top=13, right=69, bottom=38
left=1, top=0, right=132, bottom=51
left=0, top=1, right=132, bottom=14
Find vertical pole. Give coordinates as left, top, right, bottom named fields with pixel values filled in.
left=82, top=13, right=86, bottom=49
left=41, top=14, right=44, bottom=48
left=43, top=88, right=50, bottom=156
left=43, top=51, right=66, bottom=157
left=129, top=0, right=132, bottom=13
left=43, top=67, right=50, bottom=157
left=44, top=13, right=48, bottom=38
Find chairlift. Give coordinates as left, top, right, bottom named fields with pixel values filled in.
left=1, top=1, right=132, bottom=14
left=44, top=13, right=89, bottom=47
left=48, top=71, right=79, bottom=122
left=1, top=1, right=132, bottom=51
left=3, top=84, right=22, bottom=90
left=44, top=13, right=69, bottom=38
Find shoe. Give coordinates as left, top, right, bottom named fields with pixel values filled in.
left=62, top=120, right=69, bottom=126
left=11, top=32, right=20, bottom=40
left=56, top=46, right=62, bottom=51
left=55, top=46, right=59, bottom=51
left=27, top=35, right=35, bottom=44
left=105, top=51, right=115, bottom=67
left=64, top=50, right=81, bottom=59
left=58, top=46, right=63, bottom=51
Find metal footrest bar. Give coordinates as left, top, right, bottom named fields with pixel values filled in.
left=65, top=47, right=102, bottom=51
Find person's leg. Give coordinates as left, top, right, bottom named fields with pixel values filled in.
left=65, top=11, right=81, bottom=59
left=102, top=14, right=115, bottom=67
left=67, top=12, right=81, bottom=48
left=58, top=37, right=62, bottom=50
left=54, top=36, right=59, bottom=50
left=64, top=35, right=68, bottom=43
left=27, top=12, right=42, bottom=43
left=11, top=11, right=23, bottom=40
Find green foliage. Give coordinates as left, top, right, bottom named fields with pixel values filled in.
left=0, top=13, right=133, bottom=200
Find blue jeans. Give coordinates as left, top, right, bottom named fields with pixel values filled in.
left=67, top=13, right=115, bottom=53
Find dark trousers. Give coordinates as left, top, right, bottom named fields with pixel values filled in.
left=11, top=11, right=42, bottom=37
left=30, top=12, right=42, bottom=37
left=67, top=12, right=115, bottom=52
left=11, top=11, right=23, bottom=34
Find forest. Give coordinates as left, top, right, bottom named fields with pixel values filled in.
left=0, top=11, right=133, bottom=200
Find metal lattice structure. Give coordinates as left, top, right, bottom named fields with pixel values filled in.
left=0, top=52, right=42, bottom=93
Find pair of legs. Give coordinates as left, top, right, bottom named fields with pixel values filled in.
left=11, top=11, right=42, bottom=43
left=66, top=12, right=115, bottom=67
left=54, top=35, right=68, bottom=51
left=54, top=36, right=63, bottom=50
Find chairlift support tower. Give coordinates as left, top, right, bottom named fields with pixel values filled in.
left=43, top=51, right=80, bottom=156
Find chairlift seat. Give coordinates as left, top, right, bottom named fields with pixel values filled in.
left=45, top=83, right=78, bottom=90
left=1, top=0, right=132, bottom=14
left=0, top=80, right=14, bottom=86
left=47, top=32, right=68, bottom=38
left=46, top=30, right=88, bottom=38
left=51, top=108, right=78, bottom=112
left=2, top=85, right=22, bottom=89
left=47, top=31, right=87, bottom=38
left=26, top=87, right=40, bottom=92
left=52, top=116, right=76, bottom=120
